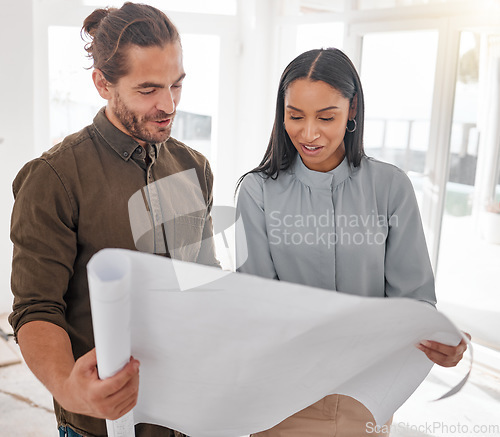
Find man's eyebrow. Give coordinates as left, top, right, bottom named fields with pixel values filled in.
left=175, top=73, right=186, bottom=83
left=286, top=105, right=339, bottom=112
left=135, top=82, right=164, bottom=89
left=134, top=74, right=186, bottom=89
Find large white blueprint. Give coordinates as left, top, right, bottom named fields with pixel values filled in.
left=87, top=248, right=465, bottom=437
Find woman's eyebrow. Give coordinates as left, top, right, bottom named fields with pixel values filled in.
left=317, top=106, right=339, bottom=112
left=286, top=105, right=340, bottom=112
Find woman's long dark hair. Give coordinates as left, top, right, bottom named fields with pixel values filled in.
left=236, top=48, right=365, bottom=192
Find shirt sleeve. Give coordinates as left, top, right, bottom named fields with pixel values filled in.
left=384, top=168, right=436, bottom=306
left=235, top=174, right=278, bottom=279
left=8, top=159, right=78, bottom=339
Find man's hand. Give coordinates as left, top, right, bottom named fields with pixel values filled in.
left=60, top=348, right=140, bottom=420
left=417, top=332, right=471, bottom=367
left=17, top=321, right=140, bottom=420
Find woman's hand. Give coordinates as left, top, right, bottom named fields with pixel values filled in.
left=417, top=332, right=471, bottom=367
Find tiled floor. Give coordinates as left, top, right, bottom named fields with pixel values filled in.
left=1, top=312, right=499, bottom=437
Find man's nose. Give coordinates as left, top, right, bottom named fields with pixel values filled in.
left=157, top=89, right=175, bottom=114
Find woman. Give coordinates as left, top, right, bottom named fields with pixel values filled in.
left=235, top=48, right=468, bottom=436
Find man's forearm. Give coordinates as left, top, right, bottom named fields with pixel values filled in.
left=17, top=319, right=140, bottom=419
left=17, top=320, right=75, bottom=401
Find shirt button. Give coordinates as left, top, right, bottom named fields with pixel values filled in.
left=123, top=151, right=129, bottom=157
left=136, top=147, right=142, bottom=154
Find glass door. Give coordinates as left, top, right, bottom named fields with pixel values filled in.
left=436, top=30, right=500, bottom=350
left=360, top=30, right=439, bottom=207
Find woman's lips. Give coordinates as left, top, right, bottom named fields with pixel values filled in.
left=300, top=143, right=323, bottom=155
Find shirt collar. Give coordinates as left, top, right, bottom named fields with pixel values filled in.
left=92, top=107, right=163, bottom=161
left=292, top=154, right=351, bottom=190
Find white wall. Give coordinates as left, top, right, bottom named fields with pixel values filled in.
left=231, top=0, right=279, bottom=187
left=0, top=0, right=37, bottom=313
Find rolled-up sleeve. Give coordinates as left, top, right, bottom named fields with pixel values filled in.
left=9, top=159, right=78, bottom=339
left=384, top=169, right=436, bottom=306
left=236, top=174, right=278, bottom=280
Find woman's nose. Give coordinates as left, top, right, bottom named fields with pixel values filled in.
left=302, top=121, right=320, bottom=142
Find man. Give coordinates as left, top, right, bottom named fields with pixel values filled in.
left=9, top=3, right=219, bottom=436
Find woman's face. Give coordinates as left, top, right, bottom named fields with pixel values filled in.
left=284, top=78, right=356, bottom=172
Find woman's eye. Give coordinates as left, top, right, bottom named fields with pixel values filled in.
left=320, top=117, right=334, bottom=121
left=289, top=116, right=302, bottom=120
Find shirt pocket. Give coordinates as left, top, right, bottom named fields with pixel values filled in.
left=172, top=213, right=206, bottom=262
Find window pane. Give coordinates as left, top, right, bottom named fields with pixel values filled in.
left=437, top=31, right=500, bottom=350
left=172, top=34, right=220, bottom=162
left=442, top=31, right=480, bottom=217
left=81, top=0, right=237, bottom=15
left=296, top=22, right=344, bottom=55
left=361, top=30, right=438, bottom=204
left=49, top=26, right=102, bottom=145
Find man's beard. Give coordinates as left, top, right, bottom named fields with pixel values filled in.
left=113, top=93, right=175, bottom=144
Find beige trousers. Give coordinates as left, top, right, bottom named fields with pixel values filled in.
left=251, top=395, right=392, bottom=437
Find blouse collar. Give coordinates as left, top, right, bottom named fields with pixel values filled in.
left=291, top=154, right=351, bottom=190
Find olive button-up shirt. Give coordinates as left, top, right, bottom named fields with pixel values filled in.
left=9, top=107, right=219, bottom=437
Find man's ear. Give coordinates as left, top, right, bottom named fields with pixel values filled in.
left=349, top=93, right=358, bottom=120
left=92, top=69, right=113, bottom=100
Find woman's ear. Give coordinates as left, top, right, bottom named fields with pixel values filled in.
left=92, top=69, right=113, bottom=100
left=349, top=93, right=358, bottom=120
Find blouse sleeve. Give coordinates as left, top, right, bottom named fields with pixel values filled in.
left=235, top=174, right=278, bottom=280
left=384, top=168, right=436, bottom=305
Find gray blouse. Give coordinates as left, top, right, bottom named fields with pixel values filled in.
left=236, top=155, right=436, bottom=305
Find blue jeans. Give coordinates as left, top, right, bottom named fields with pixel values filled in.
left=58, top=426, right=84, bottom=437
